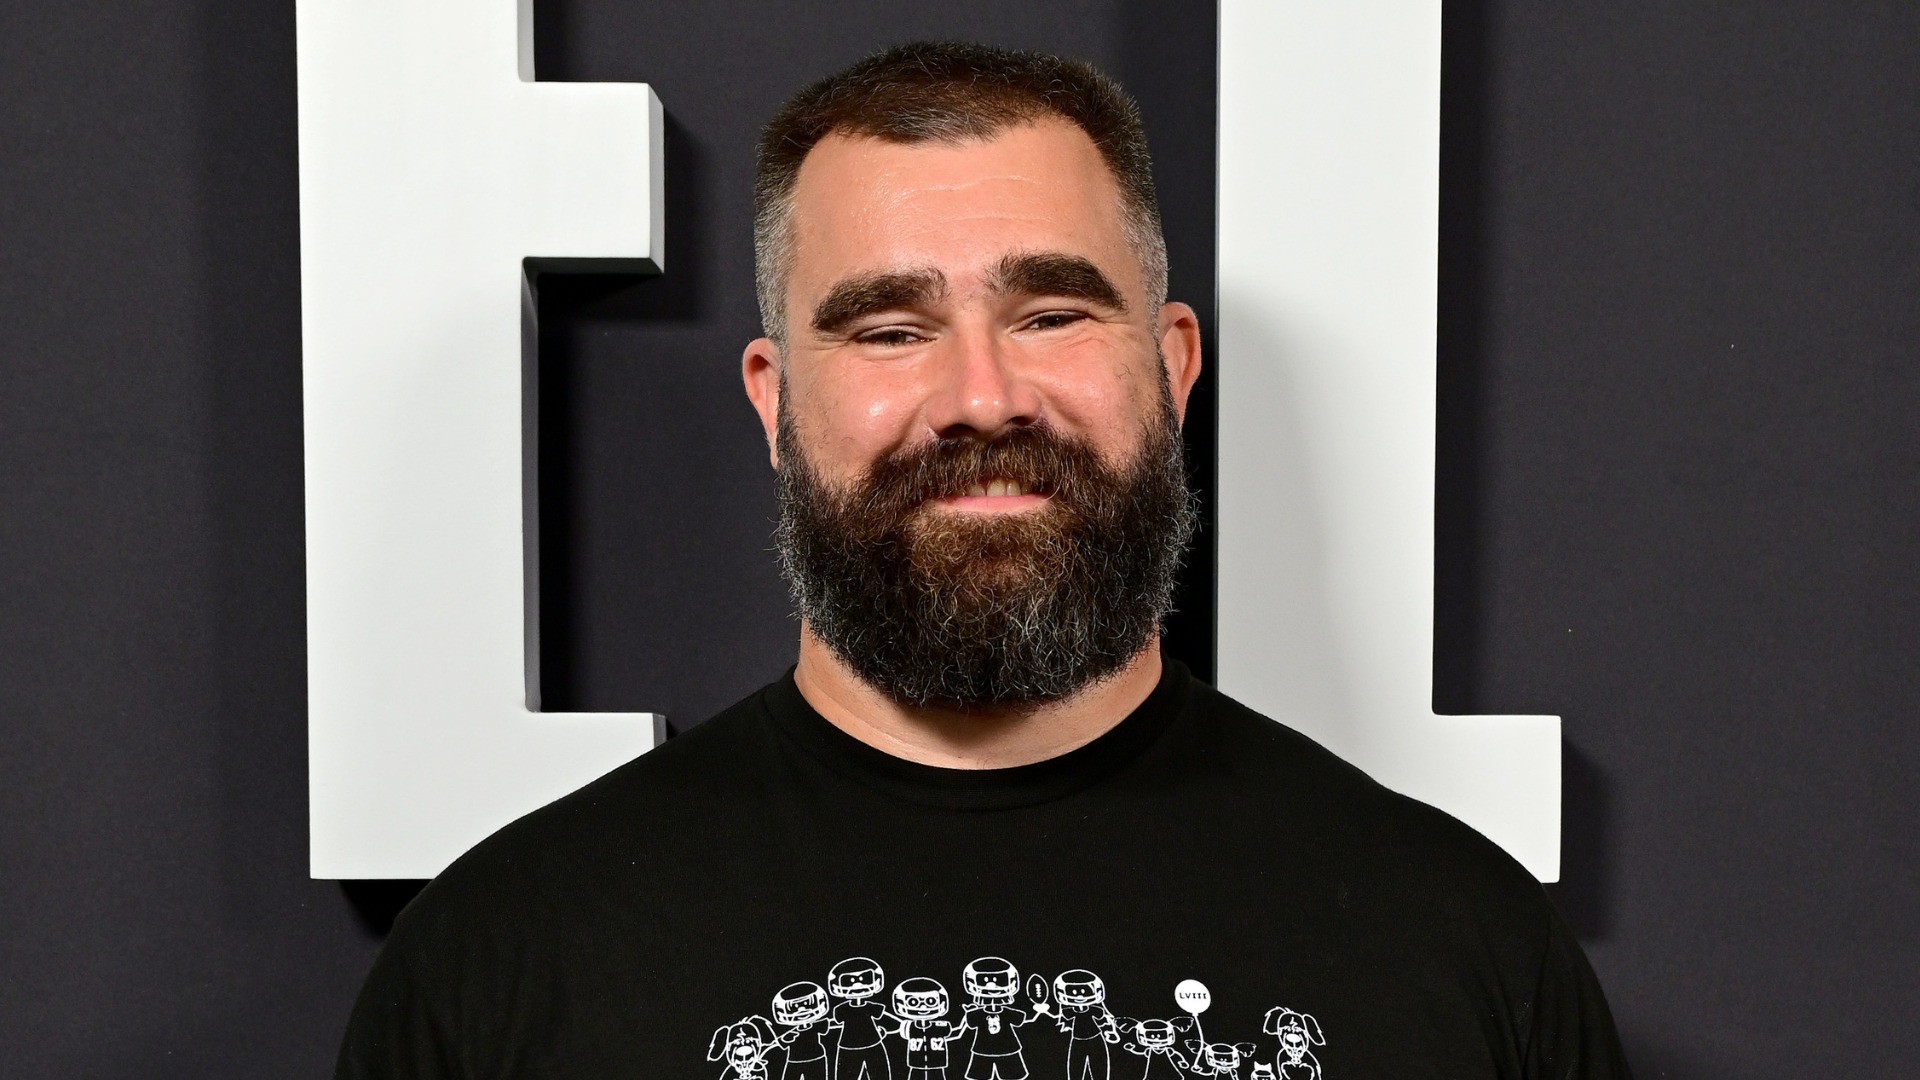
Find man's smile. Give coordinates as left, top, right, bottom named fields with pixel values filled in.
left=931, top=476, right=1054, bottom=512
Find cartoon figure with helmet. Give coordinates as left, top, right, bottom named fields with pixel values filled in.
left=827, top=957, right=896, bottom=1080
left=1119, top=1019, right=1193, bottom=1080
left=955, top=957, right=1043, bottom=1080
left=1045, top=970, right=1120, bottom=1080
left=770, top=982, right=833, bottom=1080
left=1192, top=1041, right=1261, bottom=1080
left=889, top=977, right=964, bottom=1080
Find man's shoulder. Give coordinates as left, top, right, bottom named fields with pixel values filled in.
left=386, top=682, right=785, bottom=939
left=1182, top=680, right=1550, bottom=911
left=494, top=681, right=782, bottom=835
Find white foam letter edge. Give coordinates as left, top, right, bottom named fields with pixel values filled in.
left=1217, top=0, right=1561, bottom=879
left=299, top=0, right=664, bottom=879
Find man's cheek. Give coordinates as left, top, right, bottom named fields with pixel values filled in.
left=817, top=394, right=920, bottom=466
left=1033, top=373, right=1147, bottom=442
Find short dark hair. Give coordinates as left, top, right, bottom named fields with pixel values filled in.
left=753, top=41, right=1169, bottom=348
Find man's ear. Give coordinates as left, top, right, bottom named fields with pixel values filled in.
left=1155, top=301, right=1204, bottom=425
left=741, top=337, right=783, bottom=469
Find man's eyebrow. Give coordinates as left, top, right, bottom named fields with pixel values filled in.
left=990, top=252, right=1127, bottom=312
left=810, top=269, right=949, bottom=335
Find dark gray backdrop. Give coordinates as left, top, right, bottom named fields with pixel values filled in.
left=2, top=1, right=1915, bottom=1077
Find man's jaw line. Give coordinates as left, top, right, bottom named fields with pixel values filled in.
left=792, top=623, right=1165, bottom=770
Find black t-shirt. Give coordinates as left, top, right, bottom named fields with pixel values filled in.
left=337, top=661, right=1630, bottom=1080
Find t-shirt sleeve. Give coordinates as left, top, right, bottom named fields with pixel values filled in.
left=1523, top=911, right=1634, bottom=1080
left=334, top=939, right=460, bottom=1080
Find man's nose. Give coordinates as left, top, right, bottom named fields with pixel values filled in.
left=922, top=325, right=1041, bottom=439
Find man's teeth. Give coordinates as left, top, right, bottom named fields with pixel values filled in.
left=962, top=479, right=1030, bottom=497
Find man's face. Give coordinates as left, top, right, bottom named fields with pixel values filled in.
left=764, top=117, right=1185, bottom=488
left=743, top=118, right=1202, bottom=707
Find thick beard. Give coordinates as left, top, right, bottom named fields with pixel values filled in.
left=774, top=393, right=1197, bottom=709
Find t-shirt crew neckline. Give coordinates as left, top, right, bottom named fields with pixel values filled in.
left=760, top=657, right=1192, bottom=812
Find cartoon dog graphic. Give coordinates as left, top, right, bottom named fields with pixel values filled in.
left=709, top=1015, right=781, bottom=1080
left=1260, top=1008, right=1324, bottom=1080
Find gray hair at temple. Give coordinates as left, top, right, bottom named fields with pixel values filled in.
left=751, top=41, right=1170, bottom=353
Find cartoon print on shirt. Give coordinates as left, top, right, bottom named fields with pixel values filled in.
left=891, top=977, right=963, bottom=1080
left=706, top=961, right=1328, bottom=1080
left=828, top=957, right=896, bottom=1080
left=771, top=982, right=833, bottom=1080
left=957, top=957, right=1043, bottom=1080
left=1171, top=979, right=1213, bottom=1068
left=710, top=1015, right=781, bottom=1080
left=1045, top=971, right=1121, bottom=1080
left=1261, top=1008, right=1324, bottom=1080
left=1192, top=1042, right=1261, bottom=1080
left=1119, top=1019, right=1192, bottom=1080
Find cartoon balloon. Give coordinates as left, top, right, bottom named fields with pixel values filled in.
left=1174, top=979, right=1211, bottom=1015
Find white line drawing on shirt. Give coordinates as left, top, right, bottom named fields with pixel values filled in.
left=708, top=961, right=1327, bottom=1080
left=710, top=1015, right=781, bottom=1080
left=771, top=982, right=832, bottom=1080
left=828, top=957, right=896, bottom=1080
left=1119, top=1018, right=1193, bottom=1080
left=956, top=957, right=1043, bottom=1080
left=890, top=977, right=964, bottom=1080
left=1044, top=970, right=1121, bottom=1080
left=1173, top=978, right=1213, bottom=1068
left=1193, top=1041, right=1261, bottom=1079
left=1261, top=1008, right=1325, bottom=1080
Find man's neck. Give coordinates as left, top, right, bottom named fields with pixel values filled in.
left=792, top=626, right=1164, bottom=769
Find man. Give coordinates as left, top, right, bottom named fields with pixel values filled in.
left=337, top=42, right=1630, bottom=1080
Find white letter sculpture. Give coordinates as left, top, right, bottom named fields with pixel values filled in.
left=1217, top=0, right=1561, bottom=879
left=299, top=0, right=662, bottom=879
left=299, top=0, right=1560, bottom=882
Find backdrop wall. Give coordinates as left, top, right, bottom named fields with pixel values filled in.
left=2, top=1, right=1915, bottom=1077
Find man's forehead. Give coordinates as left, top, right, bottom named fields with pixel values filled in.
left=784, top=119, right=1135, bottom=298
left=796, top=116, right=1109, bottom=185
left=791, top=123, right=1121, bottom=231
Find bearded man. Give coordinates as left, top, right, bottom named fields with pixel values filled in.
left=336, top=42, right=1630, bottom=1080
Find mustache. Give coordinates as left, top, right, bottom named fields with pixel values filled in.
left=833, top=423, right=1105, bottom=519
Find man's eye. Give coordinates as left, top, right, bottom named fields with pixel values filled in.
left=1020, top=311, right=1087, bottom=331
left=854, top=327, right=924, bottom=346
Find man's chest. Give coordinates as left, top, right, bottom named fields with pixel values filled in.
left=496, top=872, right=1510, bottom=1080
left=431, top=795, right=1539, bottom=1080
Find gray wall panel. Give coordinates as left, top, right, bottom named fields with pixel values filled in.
left=2, top=0, right=1915, bottom=1076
